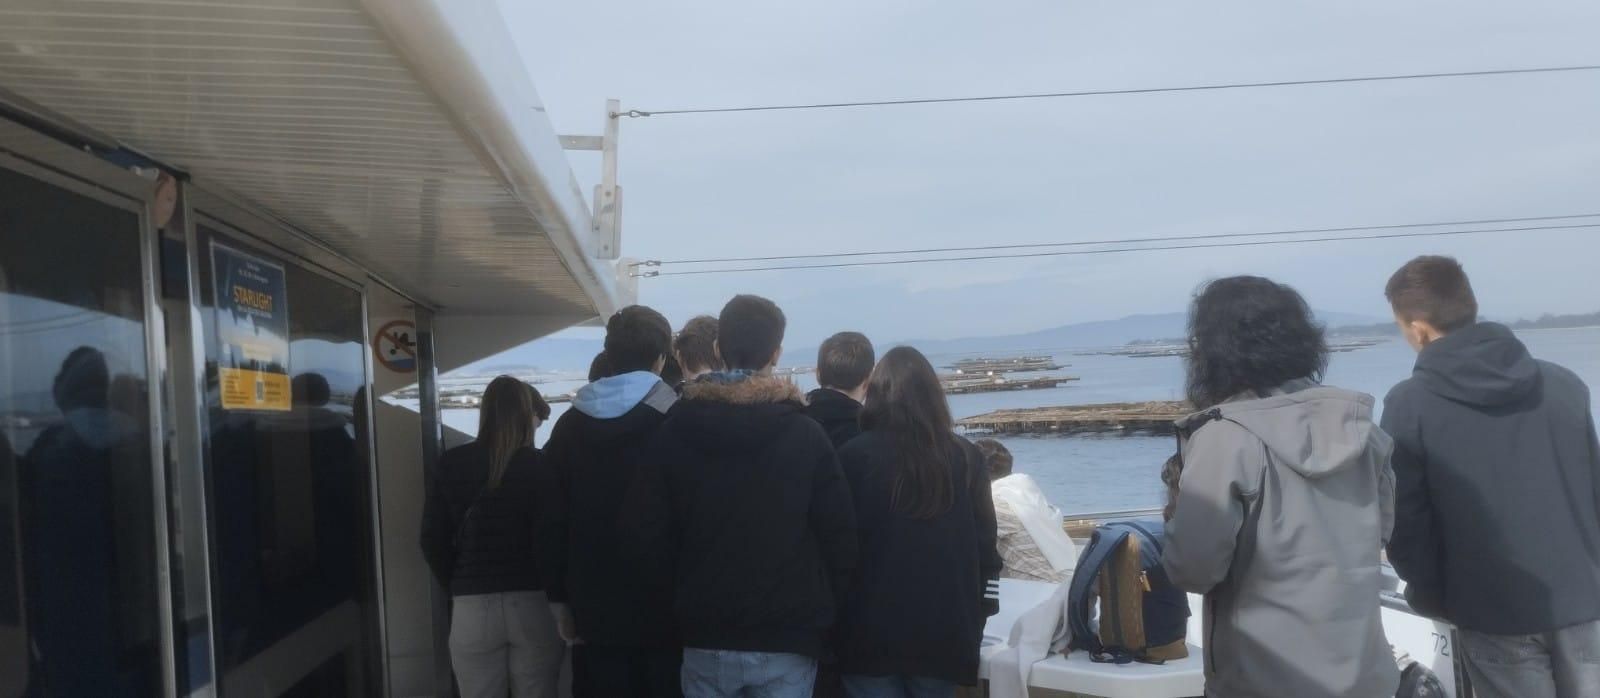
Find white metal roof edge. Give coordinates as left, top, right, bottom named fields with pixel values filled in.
left=359, top=0, right=627, bottom=320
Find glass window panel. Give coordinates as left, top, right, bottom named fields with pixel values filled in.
left=196, top=226, right=374, bottom=691
left=0, top=165, right=162, bottom=697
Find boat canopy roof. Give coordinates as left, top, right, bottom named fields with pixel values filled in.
left=0, top=0, right=627, bottom=368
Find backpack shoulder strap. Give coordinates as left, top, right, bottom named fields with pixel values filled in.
left=1067, top=526, right=1134, bottom=653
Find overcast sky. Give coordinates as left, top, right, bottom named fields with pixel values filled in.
left=500, top=0, right=1600, bottom=348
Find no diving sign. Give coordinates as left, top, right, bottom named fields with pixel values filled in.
left=373, top=320, right=418, bottom=373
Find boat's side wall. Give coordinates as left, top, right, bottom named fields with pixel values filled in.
left=369, top=286, right=446, bottom=696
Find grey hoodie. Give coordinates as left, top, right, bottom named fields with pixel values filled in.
left=1163, top=380, right=1399, bottom=698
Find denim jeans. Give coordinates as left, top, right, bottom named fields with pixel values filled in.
left=840, top=675, right=956, bottom=698
left=1459, top=618, right=1600, bottom=698
left=681, top=648, right=817, bottom=698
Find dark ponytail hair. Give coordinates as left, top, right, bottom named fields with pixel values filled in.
left=860, top=346, right=956, bottom=518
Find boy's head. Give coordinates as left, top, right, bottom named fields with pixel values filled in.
left=604, top=305, right=673, bottom=374
left=716, top=295, right=786, bottom=372
left=817, top=332, right=875, bottom=398
left=975, top=438, right=1013, bottom=482
left=674, top=315, right=723, bottom=379
left=1385, top=256, right=1478, bottom=352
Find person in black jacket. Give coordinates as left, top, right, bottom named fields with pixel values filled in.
left=834, top=346, right=1001, bottom=698
left=420, top=376, right=563, bottom=698
left=625, top=295, right=858, bottom=698
left=537, top=306, right=682, bottom=697
left=805, top=332, right=874, bottom=449
left=1382, top=256, right=1600, bottom=698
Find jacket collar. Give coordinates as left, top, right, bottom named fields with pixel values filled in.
left=682, top=370, right=806, bottom=406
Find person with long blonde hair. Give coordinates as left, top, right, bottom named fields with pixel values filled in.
left=421, top=375, right=561, bottom=698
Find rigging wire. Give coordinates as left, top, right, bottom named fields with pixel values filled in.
left=621, top=64, right=1600, bottom=117
left=633, top=223, right=1599, bottom=277
left=637, top=212, right=1600, bottom=266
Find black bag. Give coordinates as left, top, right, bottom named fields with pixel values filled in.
left=1395, top=656, right=1446, bottom=698
left=1067, top=520, right=1191, bottom=664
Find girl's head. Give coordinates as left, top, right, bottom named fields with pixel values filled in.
left=1185, top=276, right=1328, bottom=409
left=477, top=375, right=539, bottom=487
left=860, top=346, right=956, bottom=518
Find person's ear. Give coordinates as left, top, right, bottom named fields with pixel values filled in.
left=768, top=346, right=783, bottom=371
left=713, top=340, right=724, bottom=365
left=652, top=355, right=667, bottom=375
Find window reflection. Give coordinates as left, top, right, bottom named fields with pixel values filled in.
left=199, top=228, right=373, bottom=689
left=1, top=166, right=160, bottom=697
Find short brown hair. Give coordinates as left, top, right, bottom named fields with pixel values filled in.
left=674, top=315, right=723, bottom=374
left=975, top=438, right=1013, bottom=481
left=1385, top=256, right=1478, bottom=332
left=817, top=332, right=875, bottom=390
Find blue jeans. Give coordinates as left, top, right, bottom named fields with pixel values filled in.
left=840, top=675, right=956, bottom=698
left=681, top=649, right=817, bottom=698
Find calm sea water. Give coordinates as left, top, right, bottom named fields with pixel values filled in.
left=442, top=327, right=1600, bottom=516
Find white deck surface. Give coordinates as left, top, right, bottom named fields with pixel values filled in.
left=982, top=579, right=1205, bottom=697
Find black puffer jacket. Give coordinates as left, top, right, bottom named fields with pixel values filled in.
left=623, top=373, right=858, bottom=659
left=1384, top=322, right=1600, bottom=634
left=421, top=442, right=545, bottom=596
left=805, top=388, right=863, bottom=449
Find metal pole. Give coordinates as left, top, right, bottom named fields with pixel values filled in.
left=594, top=98, right=622, bottom=259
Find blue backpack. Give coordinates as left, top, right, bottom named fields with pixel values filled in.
left=1067, top=520, right=1191, bottom=664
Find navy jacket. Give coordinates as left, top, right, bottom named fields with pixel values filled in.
left=804, top=388, right=863, bottom=449
left=536, top=373, right=678, bottom=648
left=1383, top=322, right=1600, bottom=634
left=834, top=431, right=1001, bottom=685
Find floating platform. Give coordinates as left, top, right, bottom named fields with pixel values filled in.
left=1077, top=338, right=1389, bottom=359
left=946, top=356, right=1065, bottom=374
left=941, top=375, right=1078, bottom=395
left=958, top=400, right=1191, bottom=435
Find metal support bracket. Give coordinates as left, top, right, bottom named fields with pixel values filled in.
left=559, top=98, right=623, bottom=260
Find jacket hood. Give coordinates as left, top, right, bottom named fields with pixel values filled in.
left=671, top=372, right=808, bottom=453
left=805, top=388, right=860, bottom=421
left=574, top=370, right=676, bottom=419
left=1180, top=379, right=1390, bottom=480
left=1413, top=322, right=1540, bottom=407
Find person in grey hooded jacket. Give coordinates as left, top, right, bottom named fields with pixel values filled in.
left=1163, top=276, right=1399, bottom=698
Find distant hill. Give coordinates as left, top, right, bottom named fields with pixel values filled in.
left=1330, top=310, right=1600, bottom=338
left=1507, top=310, right=1600, bottom=331
left=792, top=310, right=1381, bottom=364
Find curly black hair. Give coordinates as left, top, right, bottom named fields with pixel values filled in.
left=1185, top=276, right=1328, bottom=409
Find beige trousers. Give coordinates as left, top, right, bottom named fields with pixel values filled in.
left=450, top=591, right=566, bottom=698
